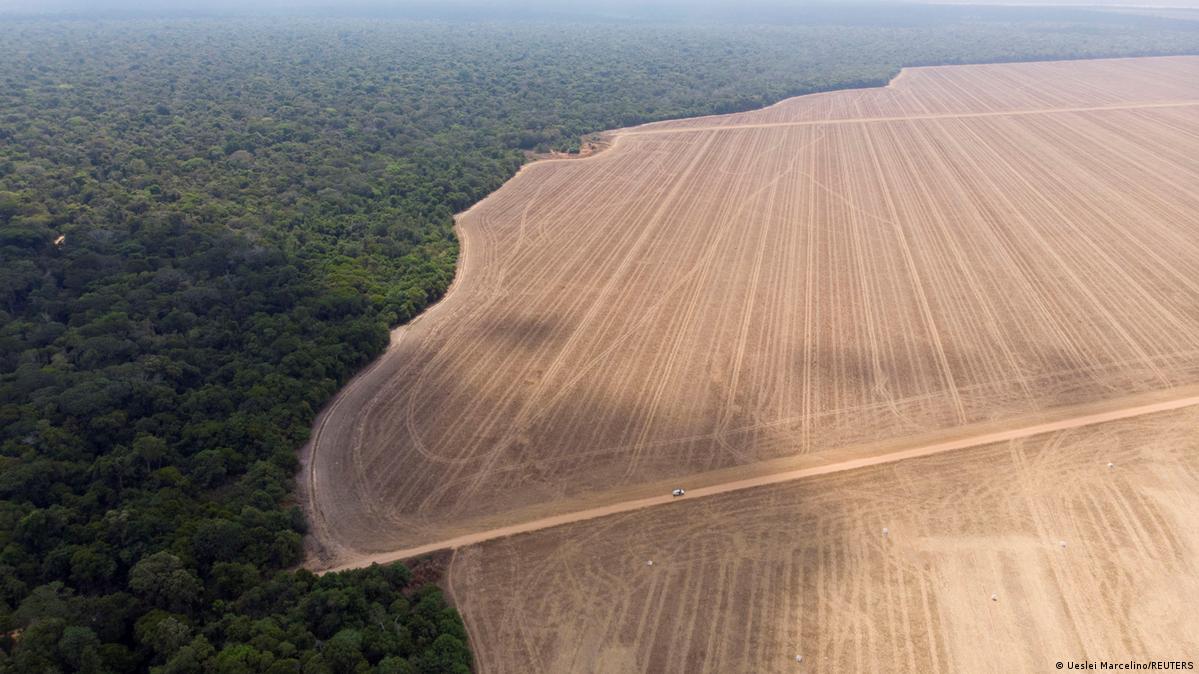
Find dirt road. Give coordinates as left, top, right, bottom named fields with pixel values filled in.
left=621, top=99, right=1199, bottom=136
left=453, top=404, right=1199, bottom=673
left=320, top=385, right=1199, bottom=572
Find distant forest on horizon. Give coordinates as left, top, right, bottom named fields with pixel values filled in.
left=2, top=11, right=1198, bottom=673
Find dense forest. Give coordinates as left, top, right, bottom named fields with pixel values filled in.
left=1, top=12, right=1198, bottom=673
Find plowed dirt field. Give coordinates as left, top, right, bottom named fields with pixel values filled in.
left=450, top=406, right=1199, bottom=672
left=303, top=56, right=1199, bottom=568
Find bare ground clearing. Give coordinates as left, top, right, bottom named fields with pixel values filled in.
left=320, top=384, right=1199, bottom=571
left=302, top=56, right=1199, bottom=567
left=451, top=406, right=1199, bottom=673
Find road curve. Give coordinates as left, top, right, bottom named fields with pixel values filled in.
left=318, top=386, right=1199, bottom=573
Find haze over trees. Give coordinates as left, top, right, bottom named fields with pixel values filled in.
left=1, top=9, right=1198, bottom=673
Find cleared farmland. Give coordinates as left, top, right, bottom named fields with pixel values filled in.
left=303, top=56, right=1199, bottom=565
left=449, top=406, right=1199, bottom=673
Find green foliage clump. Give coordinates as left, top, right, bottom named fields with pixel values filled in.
left=1, top=562, right=469, bottom=674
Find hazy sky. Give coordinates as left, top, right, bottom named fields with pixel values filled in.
left=0, top=0, right=889, bottom=19
left=3, top=0, right=1197, bottom=17
left=4, top=0, right=705, bottom=14
left=6, top=0, right=691, bottom=17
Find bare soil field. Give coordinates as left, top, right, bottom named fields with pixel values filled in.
left=302, top=56, right=1199, bottom=566
left=319, top=386, right=1199, bottom=571
left=450, top=407, right=1199, bottom=673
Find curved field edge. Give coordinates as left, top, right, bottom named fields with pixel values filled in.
left=296, top=63, right=917, bottom=566
left=299, top=55, right=1199, bottom=568
left=316, top=384, right=1199, bottom=573
left=295, top=64, right=888, bottom=564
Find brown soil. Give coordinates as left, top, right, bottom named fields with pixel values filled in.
left=525, top=134, right=613, bottom=161
left=319, top=385, right=1199, bottom=572
left=302, top=56, right=1199, bottom=567
left=451, top=405, right=1199, bottom=672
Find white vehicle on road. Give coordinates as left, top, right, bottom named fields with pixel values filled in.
left=672, top=488, right=686, bottom=497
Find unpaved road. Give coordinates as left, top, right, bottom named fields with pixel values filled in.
left=320, top=385, right=1199, bottom=572
left=622, top=99, right=1199, bottom=136
left=453, top=405, right=1199, bottom=673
